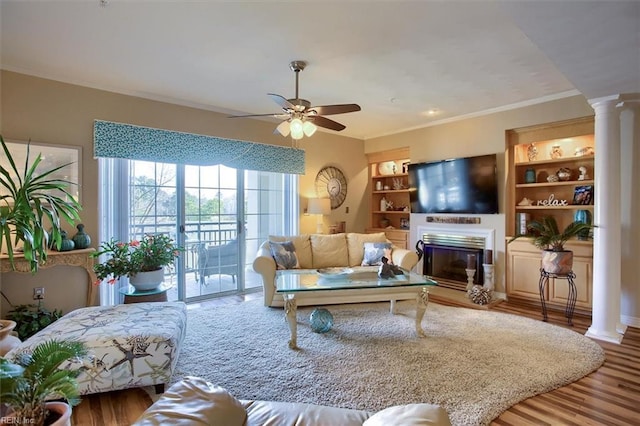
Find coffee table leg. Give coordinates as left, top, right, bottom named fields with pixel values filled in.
left=415, top=288, right=429, bottom=338
left=283, top=294, right=298, bottom=349
left=390, top=299, right=397, bottom=314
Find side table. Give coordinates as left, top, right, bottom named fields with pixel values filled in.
left=119, top=282, right=173, bottom=304
left=538, top=269, right=577, bottom=326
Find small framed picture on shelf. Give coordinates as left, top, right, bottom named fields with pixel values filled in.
left=402, top=161, right=410, bottom=174
left=572, top=185, right=594, bottom=205
left=400, top=218, right=410, bottom=230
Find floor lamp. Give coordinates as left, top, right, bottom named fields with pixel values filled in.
left=308, top=198, right=331, bottom=234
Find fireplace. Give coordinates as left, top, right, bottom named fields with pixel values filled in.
left=416, top=226, right=494, bottom=292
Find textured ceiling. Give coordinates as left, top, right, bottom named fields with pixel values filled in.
left=1, top=1, right=638, bottom=140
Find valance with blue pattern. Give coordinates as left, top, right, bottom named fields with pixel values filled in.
left=93, top=120, right=305, bottom=174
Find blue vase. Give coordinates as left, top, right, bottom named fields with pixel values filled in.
left=574, top=209, right=592, bottom=240
left=72, top=224, right=91, bottom=249
left=524, top=168, right=536, bottom=183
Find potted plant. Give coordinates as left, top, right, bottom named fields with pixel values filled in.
left=0, top=135, right=82, bottom=273
left=0, top=339, right=87, bottom=426
left=509, top=215, right=593, bottom=275
left=6, top=301, right=63, bottom=340
left=92, top=233, right=182, bottom=290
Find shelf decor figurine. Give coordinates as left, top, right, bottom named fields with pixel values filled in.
left=557, top=167, right=571, bottom=181
left=550, top=145, right=563, bottom=159
left=527, top=143, right=538, bottom=161
left=578, top=166, right=589, bottom=181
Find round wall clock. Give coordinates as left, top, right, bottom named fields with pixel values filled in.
left=315, top=166, right=348, bottom=209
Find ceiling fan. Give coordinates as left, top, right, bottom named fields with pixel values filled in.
left=228, top=60, right=361, bottom=140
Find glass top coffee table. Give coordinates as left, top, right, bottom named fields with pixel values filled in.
left=276, top=268, right=438, bottom=349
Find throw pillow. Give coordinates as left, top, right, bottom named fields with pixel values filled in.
left=269, top=240, right=300, bottom=270
left=363, top=403, right=452, bottom=426
left=361, top=242, right=393, bottom=266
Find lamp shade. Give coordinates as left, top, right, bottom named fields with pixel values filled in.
left=308, top=198, right=331, bottom=215
left=303, top=121, right=317, bottom=137
left=276, top=121, right=290, bottom=137
left=290, top=118, right=304, bottom=140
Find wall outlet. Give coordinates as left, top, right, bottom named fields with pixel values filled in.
left=33, top=287, right=45, bottom=300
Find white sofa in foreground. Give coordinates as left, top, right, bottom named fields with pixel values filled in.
left=253, top=232, right=420, bottom=307
left=133, top=376, right=451, bottom=426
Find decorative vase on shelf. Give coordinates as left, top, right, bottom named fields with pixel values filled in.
left=380, top=196, right=388, bottom=212
left=574, top=210, right=593, bottom=241
left=72, top=224, right=91, bottom=249
left=375, top=181, right=383, bottom=191
left=55, top=230, right=75, bottom=252
left=527, top=143, right=538, bottom=161
left=129, top=268, right=165, bottom=291
left=524, top=168, right=536, bottom=183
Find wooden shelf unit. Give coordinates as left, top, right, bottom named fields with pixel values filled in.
left=505, top=116, right=595, bottom=312
left=366, top=148, right=410, bottom=249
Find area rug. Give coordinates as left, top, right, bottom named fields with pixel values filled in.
left=172, top=300, right=605, bottom=425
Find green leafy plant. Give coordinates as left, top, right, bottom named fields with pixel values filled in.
left=6, top=301, right=63, bottom=340
left=92, top=233, right=182, bottom=284
left=0, top=339, right=87, bottom=426
left=0, top=135, right=82, bottom=272
left=509, top=216, right=593, bottom=251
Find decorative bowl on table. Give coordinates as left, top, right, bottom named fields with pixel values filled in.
left=316, top=267, right=353, bottom=279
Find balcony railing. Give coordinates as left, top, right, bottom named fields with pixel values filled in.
left=130, top=220, right=238, bottom=277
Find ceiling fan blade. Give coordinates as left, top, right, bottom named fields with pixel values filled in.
left=228, top=112, right=289, bottom=119
left=267, top=93, right=295, bottom=110
left=308, top=115, right=346, bottom=132
left=308, top=104, right=361, bottom=116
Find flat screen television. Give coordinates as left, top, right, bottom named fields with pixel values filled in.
left=408, top=154, right=499, bottom=214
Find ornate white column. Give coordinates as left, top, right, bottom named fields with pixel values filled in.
left=586, top=95, right=623, bottom=344
left=619, top=95, right=640, bottom=328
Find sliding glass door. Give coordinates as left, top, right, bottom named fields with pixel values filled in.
left=97, top=158, right=296, bottom=304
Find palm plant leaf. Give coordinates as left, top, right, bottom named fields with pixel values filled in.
left=0, top=135, right=82, bottom=272
left=0, top=340, right=87, bottom=423
left=510, top=215, right=594, bottom=251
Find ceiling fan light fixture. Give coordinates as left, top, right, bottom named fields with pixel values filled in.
left=276, top=120, right=291, bottom=137
left=290, top=118, right=304, bottom=139
left=303, top=121, right=317, bottom=137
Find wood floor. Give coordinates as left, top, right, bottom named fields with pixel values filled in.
left=72, top=293, right=640, bottom=426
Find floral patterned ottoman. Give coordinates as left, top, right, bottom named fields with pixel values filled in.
left=5, top=301, right=187, bottom=395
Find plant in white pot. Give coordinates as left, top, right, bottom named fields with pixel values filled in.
left=92, top=234, right=182, bottom=290
left=0, top=135, right=82, bottom=273
left=509, top=215, right=593, bottom=275
left=0, top=339, right=87, bottom=426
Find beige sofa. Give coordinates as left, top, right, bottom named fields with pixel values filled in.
left=253, top=232, right=420, bottom=307
left=133, top=376, right=451, bottom=426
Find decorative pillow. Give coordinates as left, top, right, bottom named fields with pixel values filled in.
left=269, top=240, right=300, bottom=270
left=363, top=403, right=452, bottom=426
left=269, top=235, right=312, bottom=268
left=346, top=232, right=388, bottom=267
left=361, top=242, right=393, bottom=266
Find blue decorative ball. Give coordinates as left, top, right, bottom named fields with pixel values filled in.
left=310, top=308, right=334, bottom=333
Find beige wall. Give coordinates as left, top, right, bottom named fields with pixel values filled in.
left=0, top=71, right=366, bottom=314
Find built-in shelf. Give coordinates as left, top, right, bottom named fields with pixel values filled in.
left=515, top=154, right=594, bottom=167
left=515, top=179, right=594, bottom=189
left=515, top=205, right=594, bottom=211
